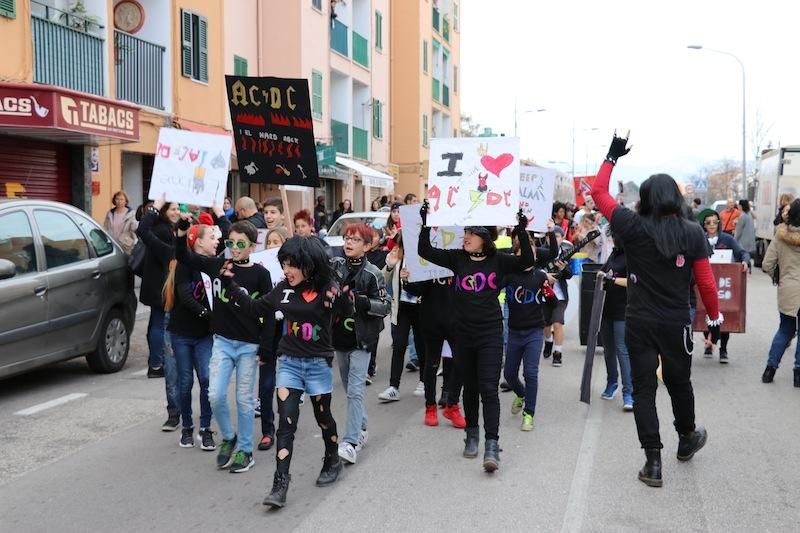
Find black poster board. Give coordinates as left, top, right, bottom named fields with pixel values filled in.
left=225, top=76, right=320, bottom=187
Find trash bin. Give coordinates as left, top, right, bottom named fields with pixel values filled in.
left=578, top=262, right=604, bottom=346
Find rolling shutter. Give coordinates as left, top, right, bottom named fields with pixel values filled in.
left=0, top=137, right=72, bottom=203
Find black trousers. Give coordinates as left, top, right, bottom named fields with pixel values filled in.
left=625, top=319, right=696, bottom=449
left=422, top=327, right=463, bottom=407
left=703, top=330, right=730, bottom=350
left=457, top=326, right=504, bottom=441
left=389, top=302, right=426, bottom=388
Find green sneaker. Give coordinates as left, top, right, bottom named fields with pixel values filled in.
left=216, top=435, right=237, bottom=469
left=521, top=413, right=534, bottom=432
left=511, top=396, right=524, bottom=415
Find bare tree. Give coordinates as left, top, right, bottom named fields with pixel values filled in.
left=705, top=159, right=740, bottom=203
left=460, top=113, right=482, bottom=137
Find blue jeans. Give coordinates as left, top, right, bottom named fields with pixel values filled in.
left=503, top=327, right=544, bottom=415
left=147, top=307, right=167, bottom=369
left=502, top=302, right=510, bottom=352
left=172, top=334, right=213, bottom=429
left=408, top=330, right=418, bottom=364
left=208, top=335, right=259, bottom=453
left=335, top=349, right=369, bottom=446
left=767, top=312, right=800, bottom=370
left=600, top=319, right=633, bottom=395
left=276, top=355, right=334, bottom=395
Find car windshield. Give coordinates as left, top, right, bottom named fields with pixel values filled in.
left=327, top=216, right=387, bottom=237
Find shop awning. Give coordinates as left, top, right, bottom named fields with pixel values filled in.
left=335, top=156, right=394, bottom=189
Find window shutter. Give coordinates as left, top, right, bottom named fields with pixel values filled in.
left=423, top=41, right=428, bottom=73
left=234, top=55, right=248, bottom=76
left=373, top=99, right=382, bottom=139
left=423, top=114, right=428, bottom=146
left=375, top=11, right=382, bottom=50
left=454, top=65, right=458, bottom=94
left=311, top=70, right=323, bottom=119
left=198, top=16, right=209, bottom=82
left=454, top=3, right=459, bottom=31
left=0, top=0, right=15, bottom=19
left=181, top=9, right=193, bottom=78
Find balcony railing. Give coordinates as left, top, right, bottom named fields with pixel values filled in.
left=432, top=78, right=441, bottom=102
left=331, top=119, right=349, bottom=155
left=331, top=19, right=349, bottom=57
left=443, top=17, right=450, bottom=42
left=352, top=126, right=368, bottom=160
left=432, top=7, right=440, bottom=32
left=32, top=14, right=104, bottom=95
left=443, top=84, right=450, bottom=107
left=352, top=32, right=369, bottom=68
left=115, top=31, right=165, bottom=109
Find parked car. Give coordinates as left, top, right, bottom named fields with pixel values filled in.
left=323, top=211, right=390, bottom=249
left=0, top=199, right=137, bottom=379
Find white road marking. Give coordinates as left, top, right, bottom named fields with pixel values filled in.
left=132, top=369, right=148, bottom=377
left=561, top=400, right=605, bottom=533
left=14, top=393, right=88, bottom=416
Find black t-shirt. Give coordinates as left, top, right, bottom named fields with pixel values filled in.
left=610, top=208, right=710, bottom=325
left=167, top=264, right=211, bottom=338
left=601, top=249, right=627, bottom=322
left=504, top=269, right=548, bottom=330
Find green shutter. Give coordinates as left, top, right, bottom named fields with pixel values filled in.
left=375, top=11, right=382, bottom=50
left=378, top=101, right=383, bottom=139
left=0, top=0, right=15, bottom=19
left=198, top=16, right=209, bottom=82
left=181, top=9, right=193, bottom=78
left=423, top=114, right=428, bottom=146
left=372, top=99, right=382, bottom=139
left=233, top=55, right=248, bottom=76
left=423, top=40, right=428, bottom=73
left=311, top=70, right=323, bottom=119
left=454, top=65, right=458, bottom=94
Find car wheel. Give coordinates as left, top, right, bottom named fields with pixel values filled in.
left=86, top=309, right=130, bottom=373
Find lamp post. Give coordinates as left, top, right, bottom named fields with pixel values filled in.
left=571, top=126, right=598, bottom=178
left=688, top=45, right=747, bottom=198
left=514, top=99, right=546, bottom=137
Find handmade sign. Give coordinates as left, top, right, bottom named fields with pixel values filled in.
left=519, top=165, right=556, bottom=232
left=426, top=137, right=520, bottom=226
left=692, top=263, right=747, bottom=333
left=709, top=249, right=733, bottom=264
left=226, top=75, right=320, bottom=187
left=250, top=247, right=284, bottom=289
left=574, top=175, right=597, bottom=207
left=148, top=128, right=232, bottom=207
left=400, top=204, right=463, bottom=282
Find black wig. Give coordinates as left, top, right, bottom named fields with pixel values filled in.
left=278, top=236, right=334, bottom=293
left=637, top=173, right=692, bottom=258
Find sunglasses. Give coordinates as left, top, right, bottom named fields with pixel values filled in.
left=704, top=220, right=719, bottom=226
left=224, top=239, right=251, bottom=249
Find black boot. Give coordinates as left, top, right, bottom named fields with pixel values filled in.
left=463, top=427, right=479, bottom=458
left=316, top=454, right=342, bottom=486
left=794, top=369, right=800, bottom=388
left=762, top=366, right=776, bottom=383
left=677, top=426, right=708, bottom=461
left=638, top=449, right=662, bottom=487
left=263, top=472, right=291, bottom=508
left=483, top=439, right=500, bottom=473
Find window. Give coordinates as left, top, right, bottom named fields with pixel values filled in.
left=372, top=99, right=383, bottom=139
left=375, top=10, right=383, bottom=50
left=422, top=114, right=429, bottom=147
left=33, top=210, right=90, bottom=268
left=181, top=9, right=209, bottom=82
left=423, top=40, right=428, bottom=73
left=0, top=211, right=36, bottom=275
left=311, top=70, right=323, bottom=120
left=233, top=55, right=248, bottom=76
left=454, top=2, right=459, bottom=32
left=454, top=64, right=458, bottom=94
left=73, top=215, right=113, bottom=257
left=312, top=0, right=322, bottom=10
left=0, top=0, right=15, bottom=19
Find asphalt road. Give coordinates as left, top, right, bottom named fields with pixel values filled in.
left=1, top=273, right=798, bottom=532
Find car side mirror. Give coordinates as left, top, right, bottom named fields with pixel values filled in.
left=0, top=258, right=17, bottom=280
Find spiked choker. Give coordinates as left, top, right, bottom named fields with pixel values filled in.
left=468, top=251, right=487, bottom=258
left=347, top=256, right=365, bottom=267
left=232, top=258, right=251, bottom=265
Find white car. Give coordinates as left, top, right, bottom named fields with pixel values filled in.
left=323, top=211, right=390, bottom=249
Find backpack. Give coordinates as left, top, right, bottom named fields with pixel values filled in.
left=128, top=240, right=146, bottom=277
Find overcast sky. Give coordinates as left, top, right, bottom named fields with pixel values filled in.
left=460, top=0, right=799, bottom=186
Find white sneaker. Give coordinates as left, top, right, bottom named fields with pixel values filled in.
left=413, top=381, right=425, bottom=397
left=338, top=442, right=357, bottom=464
left=378, top=386, right=400, bottom=402
left=355, top=429, right=368, bottom=452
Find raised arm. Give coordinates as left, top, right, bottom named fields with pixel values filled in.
left=136, top=209, right=174, bottom=261
left=499, top=210, right=535, bottom=272
left=417, top=200, right=458, bottom=269
left=175, top=231, right=224, bottom=276
left=591, top=134, right=631, bottom=221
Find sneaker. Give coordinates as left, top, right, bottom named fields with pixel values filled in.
left=299, top=393, right=305, bottom=407
left=147, top=366, right=164, bottom=378
left=406, top=360, right=419, bottom=372
left=255, top=398, right=261, bottom=418
left=355, top=429, right=368, bottom=452
left=316, top=454, right=342, bottom=486
left=413, top=381, right=425, bottom=397
left=521, top=413, right=534, bottom=432
left=216, top=435, right=237, bottom=469
left=499, top=381, right=512, bottom=393
left=719, top=350, right=729, bottom=364
left=365, top=375, right=373, bottom=386
left=704, top=346, right=713, bottom=358
left=179, top=427, right=195, bottom=448
left=161, top=414, right=180, bottom=432
left=601, top=383, right=619, bottom=400
left=543, top=341, right=553, bottom=359
left=258, top=434, right=274, bottom=451
left=338, top=442, right=357, bottom=464
left=511, top=395, right=524, bottom=415
left=424, top=405, right=439, bottom=426
left=229, top=450, right=255, bottom=473
left=378, top=386, right=400, bottom=402
left=552, top=351, right=563, bottom=367
left=623, top=394, right=634, bottom=412
left=442, top=405, right=466, bottom=428
left=199, top=428, right=216, bottom=451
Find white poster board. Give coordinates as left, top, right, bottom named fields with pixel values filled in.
left=148, top=128, right=232, bottom=207
left=250, top=247, right=284, bottom=288
left=710, top=249, right=733, bottom=264
left=400, top=204, right=464, bottom=282
left=426, top=137, right=520, bottom=226
left=519, top=165, right=556, bottom=232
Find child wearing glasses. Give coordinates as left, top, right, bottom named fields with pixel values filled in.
left=175, top=219, right=275, bottom=474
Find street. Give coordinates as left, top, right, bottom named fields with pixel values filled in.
left=1, top=272, right=798, bottom=533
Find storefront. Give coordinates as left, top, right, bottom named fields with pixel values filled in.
left=0, top=82, right=139, bottom=214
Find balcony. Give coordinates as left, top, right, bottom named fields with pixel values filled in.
left=331, top=19, right=349, bottom=57
left=432, top=7, right=440, bottom=32
left=115, top=31, right=165, bottom=109
left=443, top=84, right=450, bottom=107
left=331, top=119, right=349, bottom=155
left=432, top=78, right=441, bottom=102
left=443, top=17, right=450, bottom=42
left=32, top=8, right=105, bottom=96
left=352, top=32, right=369, bottom=68
left=352, top=126, right=368, bottom=160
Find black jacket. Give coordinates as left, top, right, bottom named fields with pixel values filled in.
left=331, top=257, right=392, bottom=351
left=244, top=211, right=267, bottom=229
left=136, top=210, right=175, bottom=308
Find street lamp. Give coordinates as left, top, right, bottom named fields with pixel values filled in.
left=687, top=45, right=747, bottom=198
left=571, top=126, right=598, bottom=177
left=514, top=100, right=547, bottom=137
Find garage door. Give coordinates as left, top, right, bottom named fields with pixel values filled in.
left=0, top=137, right=72, bottom=203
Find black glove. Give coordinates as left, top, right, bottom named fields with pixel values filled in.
left=355, top=294, right=371, bottom=313
left=515, top=209, right=528, bottom=234
left=177, top=217, right=191, bottom=231
left=708, top=324, right=721, bottom=344
left=605, top=132, right=631, bottom=164
left=420, top=200, right=430, bottom=227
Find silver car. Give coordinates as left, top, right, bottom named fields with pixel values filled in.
left=324, top=211, right=390, bottom=249
left=0, top=200, right=137, bottom=379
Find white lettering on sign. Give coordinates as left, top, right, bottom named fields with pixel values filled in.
left=718, top=277, right=732, bottom=288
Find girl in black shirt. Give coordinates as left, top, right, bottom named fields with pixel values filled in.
left=598, top=243, right=633, bottom=411
left=418, top=205, right=533, bottom=473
